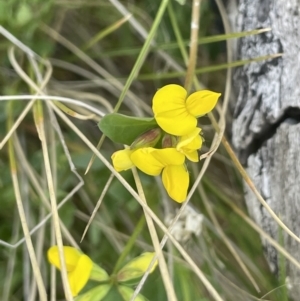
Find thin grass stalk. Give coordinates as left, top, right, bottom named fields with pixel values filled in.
left=112, top=215, right=146, bottom=274
left=82, top=14, right=132, bottom=51
left=0, top=47, right=51, bottom=151
left=13, top=134, right=80, bottom=248
left=0, top=95, right=105, bottom=117
left=109, top=0, right=184, bottom=72
left=198, top=183, right=260, bottom=292
left=184, top=0, right=201, bottom=93
left=81, top=173, right=115, bottom=242
left=100, top=28, right=271, bottom=58
left=29, top=206, right=46, bottom=301
left=203, top=179, right=300, bottom=271
left=40, top=23, right=149, bottom=115
left=0, top=99, right=35, bottom=150
left=78, top=188, right=125, bottom=253
left=278, top=224, right=288, bottom=301
left=137, top=53, right=283, bottom=80
left=50, top=221, right=57, bottom=301
left=221, top=136, right=300, bottom=245
left=34, top=99, right=73, bottom=301
left=7, top=102, right=47, bottom=301
left=132, top=168, right=178, bottom=301
left=2, top=212, right=20, bottom=301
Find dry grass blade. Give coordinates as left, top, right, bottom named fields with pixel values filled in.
left=13, top=134, right=80, bottom=248
left=7, top=104, right=47, bottom=301
left=2, top=214, right=19, bottom=301
left=222, top=137, right=300, bottom=245
left=40, top=23, right=148, bottom=115
left=227, top=196, right=300, bottom=271
left=184, top=0, right=201, bottom=93
left=37, top=100, right=73, bottom=301
left=198, top=184, right=260, bottom=292
left=132, top=168, right=178, bottom=301
left=81, top=173, right=115, bottom=242
left=0, top=95, right=105, bottom=117
left=82, top=14, right=132, bottom=51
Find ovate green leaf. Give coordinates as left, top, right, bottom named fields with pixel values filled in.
left=98, top=113, right=158, bottom=145
left=75, top=285, right=111, bottom=301
left=118, top=285, right=148, bottom=301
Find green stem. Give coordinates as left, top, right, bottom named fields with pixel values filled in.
left=112, top=215, right=146, bottom=274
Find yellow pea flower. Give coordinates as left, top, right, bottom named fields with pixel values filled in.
left=152, top=84, right=221, bottom=136
left=176, top=127, right=203, bottom=162
left=131, top=148, right=189, bottom=202
left=47, top=246, right=93, bottom=296
left=111, top=149, right=134, bottom=172
left=117, top=252, right=157, bottom=282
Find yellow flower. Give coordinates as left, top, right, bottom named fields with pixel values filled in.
left=152, top=84, right=221, bottom=136
left=47, top=246, right=93, bottom=296
left=111, top=149, right=134, bottom=172
left=176, top=127, right=202, bottom=162
left=131, top=148, right=189, bottom=202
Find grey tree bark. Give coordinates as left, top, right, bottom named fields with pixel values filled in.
left=227, top=0, right=300, bottom=300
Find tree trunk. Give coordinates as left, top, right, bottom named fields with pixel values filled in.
left=227, top=0, right=300, bottom=299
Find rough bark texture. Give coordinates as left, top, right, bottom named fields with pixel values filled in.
left=227, top=0, right=300, bottom=299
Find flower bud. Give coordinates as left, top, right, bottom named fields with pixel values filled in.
left=117, top=252, right=157, bottom=282
left=162, top=133, right=177, bottom=148
left=130, top=128, right=161, bottom=150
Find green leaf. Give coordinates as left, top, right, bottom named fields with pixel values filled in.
left=117, top=252, right=157, bottom=282
left=16, top=3, right=32, bottom=26
left=98, top=113, right=158, bottom=145
left=118, top=285, right=148, bottom=301
left=90, top=263, right=109, bottom=282
left=174, top=0, right=186, bottom=5
left=75, top=285, right=111, bottom=301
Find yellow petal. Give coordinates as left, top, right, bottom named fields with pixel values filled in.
left=186, top=90, right=221, bottom=117
left=151, top=148, right=185, bottom=166
left=111, top=149, right=134, bottom=172
left=130, top=148, right=164, bottom=175
left=131, top=148, right=185, bottom=176
left=177, top=128, right=201, bottom=149
left=47, top=246, right=82, bottom=272
left=155, top=109, right=196, bottom=136
left=184, top=150, right=199, bottom=162
left=162, top=165, right=189, bottom=202
left=176, top=128, right=202, bottom=162
left=117, top=252, right=157, bottom=282
left=152, top=84, right=187, bottom=113
left=152, top=84, right=196, bottom=136
left=183, top=135, right=202, bottom=151
left=68, top=254, right=93, bottom=296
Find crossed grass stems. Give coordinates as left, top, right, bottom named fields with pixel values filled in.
left=0, top=1, right=296, bottom=301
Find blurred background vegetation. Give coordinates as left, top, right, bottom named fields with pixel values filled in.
left=0, top=0, right=289, bottom=300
